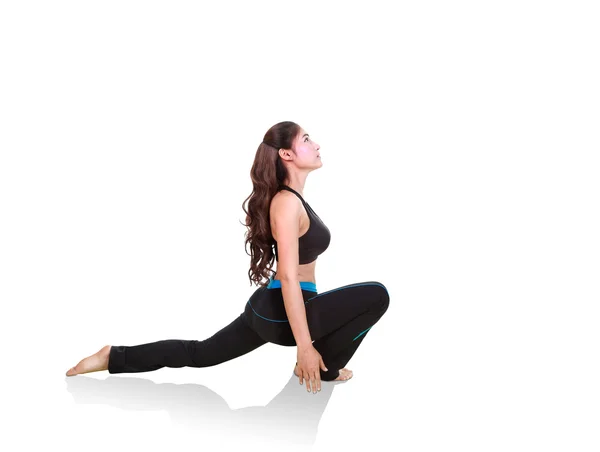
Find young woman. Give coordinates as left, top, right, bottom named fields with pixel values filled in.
left=66, top=121, right=390, bottom=394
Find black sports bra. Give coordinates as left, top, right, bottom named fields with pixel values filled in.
left=273, top=185, right=331, bottom=265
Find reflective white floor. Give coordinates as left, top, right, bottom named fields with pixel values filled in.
left=8, top=290, right=600, bottom=452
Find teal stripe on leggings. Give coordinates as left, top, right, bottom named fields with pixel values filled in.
left=352, top=326, right=372, bottom=341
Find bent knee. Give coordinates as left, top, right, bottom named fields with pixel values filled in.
left=373, top=282, right=390, bottom=314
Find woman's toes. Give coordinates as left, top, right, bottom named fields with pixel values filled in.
left=65, top=346, right=111, bottom=377
left=333, top=368, right=353, bottom=381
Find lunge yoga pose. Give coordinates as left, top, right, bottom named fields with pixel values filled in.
left=66, top=121, right=390, bottom=394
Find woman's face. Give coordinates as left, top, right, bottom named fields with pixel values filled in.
left=294, top=129, right=321, bottom=169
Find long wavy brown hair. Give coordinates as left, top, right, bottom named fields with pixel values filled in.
left=241, top=121, right=301, bottom=287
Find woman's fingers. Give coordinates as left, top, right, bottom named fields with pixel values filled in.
left=307, top=373, right=319, bottom=393
left=297, top=367, right=322, bottom=393
left=302, top=370, right=311, bottom=392
left=312, top=372, right=321, bottom=393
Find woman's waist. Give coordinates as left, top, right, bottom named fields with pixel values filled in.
left=267, top=277, right=317, bottom=293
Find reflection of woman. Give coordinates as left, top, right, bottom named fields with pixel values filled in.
left=66, top=121, right=390, bottom=394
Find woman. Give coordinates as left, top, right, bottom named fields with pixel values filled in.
left=66, top=121, right=390, bottom=394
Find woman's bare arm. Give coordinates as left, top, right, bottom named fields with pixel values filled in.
left=271, top=192, right=312, bottom=348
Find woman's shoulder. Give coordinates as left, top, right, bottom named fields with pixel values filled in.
left=270, top=189, right=302, bottom=217
left=272, top=188, right=300, bottom=205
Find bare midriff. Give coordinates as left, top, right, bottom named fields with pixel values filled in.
left=272, top=258, right=317, bottom=284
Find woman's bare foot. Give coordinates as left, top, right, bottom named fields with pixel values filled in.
left=66, top=345, right=111, bottom=376
left=294, top=363, right=353, bottom=381
left=333, top=368, right=353, bottom=381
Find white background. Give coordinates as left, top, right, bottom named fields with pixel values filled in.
left=1, top=1, right=598, bottom=451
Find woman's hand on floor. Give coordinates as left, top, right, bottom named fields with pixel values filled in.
left=296, top=345, right=328, bottom=394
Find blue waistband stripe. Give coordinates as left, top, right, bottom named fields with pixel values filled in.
left=267, top=277, right=317, bottom=293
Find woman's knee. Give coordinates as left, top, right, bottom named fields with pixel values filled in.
left=373, top=282, right=390, bottom=315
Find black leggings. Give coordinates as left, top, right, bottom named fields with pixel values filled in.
left=108, top=278, right=390, bottom=381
